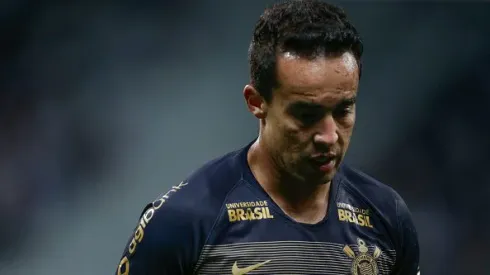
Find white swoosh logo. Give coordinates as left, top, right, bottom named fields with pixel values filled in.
left=231, top=260, right=271, bottom=275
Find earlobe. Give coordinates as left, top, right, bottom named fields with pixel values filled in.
left=243, top=84, right=267, bottom=119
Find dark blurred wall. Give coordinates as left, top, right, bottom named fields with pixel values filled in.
left=0, top=1, right=488, bottom=274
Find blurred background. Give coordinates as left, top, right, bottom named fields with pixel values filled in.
left=1, top=0, right=489, bottom=274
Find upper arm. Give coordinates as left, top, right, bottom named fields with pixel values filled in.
left=115, top=183, right=202, bottom=275
left=393, top=194, right=420, bottom=275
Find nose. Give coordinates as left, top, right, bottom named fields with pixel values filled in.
left=313, top=115, right=338, bottom=146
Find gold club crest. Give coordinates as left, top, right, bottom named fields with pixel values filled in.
left=343, top=238, right=381, bottom=275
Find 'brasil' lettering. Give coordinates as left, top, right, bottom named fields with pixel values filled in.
left=228, top=206, right=274, bottom=222
left=338, top=209, right=373, bottom=228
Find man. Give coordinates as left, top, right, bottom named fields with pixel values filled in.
left=115, top=1, right=420, bottom=274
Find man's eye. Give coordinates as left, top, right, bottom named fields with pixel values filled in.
left=333, top=105, right=353, bottom=118
left=298, top=112, right=322, bottom=124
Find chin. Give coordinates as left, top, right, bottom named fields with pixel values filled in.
left=300, top=169, right=336, bottom=185
left=319, top=167, right=337, bottom=184
left=321, top=172, right=336, bottom=184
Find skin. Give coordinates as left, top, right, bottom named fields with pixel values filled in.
left=244, top=51, right=360, bottom=224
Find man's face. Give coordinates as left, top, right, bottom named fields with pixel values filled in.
left=261, top=52, right=359, bottom=184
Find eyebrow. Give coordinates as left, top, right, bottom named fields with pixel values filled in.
left=289, top=101, right=324, bottom=110
left=289, top=97, right=357, bottom=110
left=338, top=97, right=357, bottom=107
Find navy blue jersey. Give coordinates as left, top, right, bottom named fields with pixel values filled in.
left=115, top=141, right=420, bottom=275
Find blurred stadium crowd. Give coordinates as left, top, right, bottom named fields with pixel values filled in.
left=1, top=1, right=489, bottom=274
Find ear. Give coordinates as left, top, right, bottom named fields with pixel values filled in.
left=243, top=84, right=267, bottom=119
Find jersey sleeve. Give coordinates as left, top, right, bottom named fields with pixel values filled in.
left=114, top=182, right=201, bottom=275
left=393, top=194, right=420, bottom=275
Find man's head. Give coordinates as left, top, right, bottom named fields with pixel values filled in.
left=244, top=0, right=363, bottom=185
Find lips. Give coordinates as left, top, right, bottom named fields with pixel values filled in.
left=312, top=155, right=334, bottom=163
left=311, top=153, right=336, bottom=163
left=310, top=154, right=337, bottom=172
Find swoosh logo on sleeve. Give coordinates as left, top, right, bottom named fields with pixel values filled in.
left=231, top=260, right=271, bottom=275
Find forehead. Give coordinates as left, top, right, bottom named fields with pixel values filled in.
left=274, top=52, right=359, bottom=103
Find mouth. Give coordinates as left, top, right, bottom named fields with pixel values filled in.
left=310, top=154, right=337, bottom=172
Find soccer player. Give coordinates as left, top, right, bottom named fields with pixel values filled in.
left=115, top=1, right=420, bottom=274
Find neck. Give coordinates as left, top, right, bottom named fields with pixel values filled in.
left=247, top=138, right=331, bottom=224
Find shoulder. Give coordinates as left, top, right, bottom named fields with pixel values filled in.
left=115, top=146, right=249, bottom=274
left=337, top=163, right=406, bottom=214
left=166, top=147, right=246, bottom=213
left=336, top=163, right=418, bottom=253
left=143, top=146, right=247, bottom=241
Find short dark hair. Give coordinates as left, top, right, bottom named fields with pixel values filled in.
left=248, top=0, right=363, bottom=102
